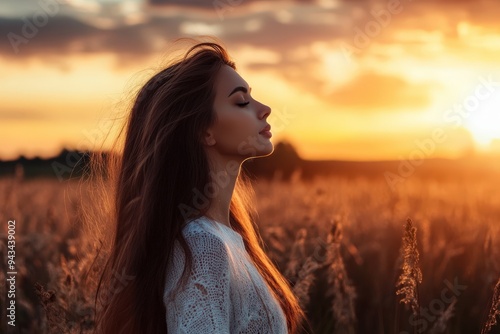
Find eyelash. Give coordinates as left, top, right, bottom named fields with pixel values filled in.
left=236, top=101, right=250, bottom=107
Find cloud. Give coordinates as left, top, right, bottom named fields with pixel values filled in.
left=0, top=4, right=346, bottom=60
left=327, top=72, right=435, bottom=112
left=147, top=0, right=317, bottom=7
left=1, top=0, right=499, bottom=64
left=0, top=109, right=50, bottom=120
left=0, top=15, right=184, bottom=61
left=222, top=14, right=345, bottom=51
left=0, top=0, right=499, bottom=107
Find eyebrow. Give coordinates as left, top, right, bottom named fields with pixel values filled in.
left=228, top=86, right=251, bottom=97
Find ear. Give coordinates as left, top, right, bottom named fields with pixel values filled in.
left=203, top=128, right=216, bottom=146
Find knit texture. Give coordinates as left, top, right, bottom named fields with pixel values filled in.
left=163, top=216, right=288, bottom=334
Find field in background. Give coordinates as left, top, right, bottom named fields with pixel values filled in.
left=0, top=173, right=499, bottom=333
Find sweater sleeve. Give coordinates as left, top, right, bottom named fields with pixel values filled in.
left=165, top=231, right=232, bottom=334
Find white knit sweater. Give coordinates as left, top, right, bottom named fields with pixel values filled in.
left=163, top=216, right=288, bottom=334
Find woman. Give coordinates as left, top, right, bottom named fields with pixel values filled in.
left=93, top=39, right=307, bottom=334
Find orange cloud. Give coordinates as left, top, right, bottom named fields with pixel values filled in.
left=327, top=72, right=436, bottom=112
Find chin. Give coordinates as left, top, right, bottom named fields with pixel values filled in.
left=255, top=142, right=274, bottom=158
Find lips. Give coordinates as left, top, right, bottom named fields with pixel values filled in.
left=259, top=124, right=272, bottom=138
left=259, top=124, right=271, bottom=134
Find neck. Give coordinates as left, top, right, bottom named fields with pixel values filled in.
left=204, top=152, right=243, bottom=228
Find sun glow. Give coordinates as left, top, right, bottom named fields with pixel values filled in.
left=464, top=92, right=500, bottom=149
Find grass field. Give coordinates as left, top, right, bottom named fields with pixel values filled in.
left=0, top=172, right=499, bottom=333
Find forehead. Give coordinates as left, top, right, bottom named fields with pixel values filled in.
left=214, top=65, right=249, bottom=96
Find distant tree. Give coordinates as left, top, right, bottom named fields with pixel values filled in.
left=243, top=141, right=302, bottom=180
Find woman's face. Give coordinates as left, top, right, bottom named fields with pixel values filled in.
left=205, top=65, right=273, bottom=161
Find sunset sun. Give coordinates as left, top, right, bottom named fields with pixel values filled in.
left=464, top=92, right=500, bottom=149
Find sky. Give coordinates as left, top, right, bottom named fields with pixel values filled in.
left=1, top=0, right=500, bottom=161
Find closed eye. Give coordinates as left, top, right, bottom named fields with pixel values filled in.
left=236, top=101, right=250, bottom=107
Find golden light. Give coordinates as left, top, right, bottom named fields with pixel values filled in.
left=463, top=92, right=500, bottom=149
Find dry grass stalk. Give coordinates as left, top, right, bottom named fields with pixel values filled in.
left=482, top=277, right=500, bottom=334
left=484, top=228, right=500, bottom=284
left=36, top=240, right=101, bottom=333
left=326, top=219, right=357, bottom=333
left=292, top=256, right=322, bottom=310
left=264, top=225, right=287, bottom=263
left=284, top=228, right=308, bottom=281
left=396, top=218, right=422, bottom=317
left=35, top=282, right=69, bottom=334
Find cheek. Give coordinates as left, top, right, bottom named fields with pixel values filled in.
left=215, top=110, right=255, bottom=143
left=215, top=110, right=258, bottom=153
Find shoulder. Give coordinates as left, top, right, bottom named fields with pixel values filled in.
left=164, top=218, right=232, bottom=300
left=181, top=218, right=229, bottom=255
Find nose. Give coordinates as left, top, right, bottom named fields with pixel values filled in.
left=258, top=101, right=271, bottom=120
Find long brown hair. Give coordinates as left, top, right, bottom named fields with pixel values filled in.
left=90, top=38, right=307, bottom=334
